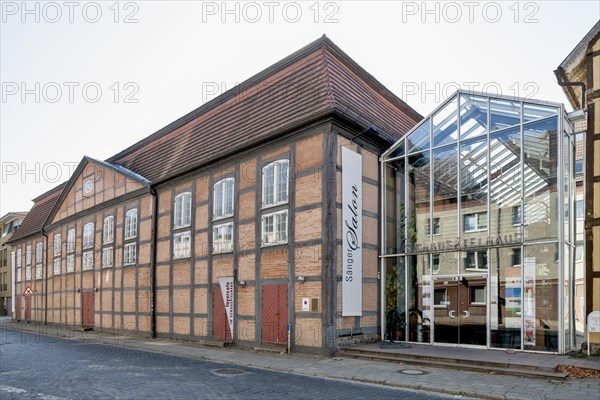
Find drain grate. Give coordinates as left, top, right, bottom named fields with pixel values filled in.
left=210, top=368, right=249, bottom=377
left=398, top=369, right=427, bottom=375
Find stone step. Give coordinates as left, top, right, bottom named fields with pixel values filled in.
left=335, top=350, right=568, bottom=380
left=338, top=346, right=557, bottom=373
left=199, top=340, right=233, bottom=348
left=254, top=345, right=288, bottom=354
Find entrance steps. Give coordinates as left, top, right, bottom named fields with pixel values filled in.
left=335, top=344, right=571, bottom=380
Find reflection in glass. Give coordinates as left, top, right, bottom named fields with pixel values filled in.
left=490, top=99, right=520, bottom=131
left=460, top=95, right=488, bottom=140
left=432, top=145, right=457, bottom=246
left=407, top=119, right=430, bottom=154
left=523, top=103, right=559, bottom=122
left=460, top=137, right=488, bottom=249
left=523, top=243, right=559, bottom=352
left=384, top=257, right=406, bottom=341
left=433, top=98, right=458, bottom=147
left=490, top=247, right=522, bottom=349
left=408, top=254, right=430, bottom=343
left=523, top=117, right=558, bottom=241
left=385, top=159, right=405, bottom=254
left=407, top=152, right=430, bottom=251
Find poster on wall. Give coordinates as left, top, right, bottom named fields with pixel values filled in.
left=219, top=277, right=235, bottom=335
left=342, top=147, right=362, bottom=316
left=523, top=257, right=536, bottom=346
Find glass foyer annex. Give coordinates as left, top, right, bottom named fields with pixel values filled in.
left=381, top=91, right=579, bottom=353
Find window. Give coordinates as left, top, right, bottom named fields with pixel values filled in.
left=102, top=216, right=114, bottom=268
left=53, top=258, right=61, bottom=275
left=262, top=210, right=288, bottom=246
left=83, top=223, right=94, bottom=249
left=434, top=288, right=448, bottom=307
left=426, top=218, right=441, bottom=235
left=262, top=160, right=289, bottom=207
left=35, top=242, right=43, bottom=279
left=66, top=254, right=75, bottom=273
left=511, top=248, right=521, bottom=267
left=512, top=205, right=525, bottom=225
left=16, top=247, right=22, bottom=282
left=82, top=250, right=94, bottom=271
left=124, top=209, right=138, bottom=266
left=173, top=231, right=191, bottom=259
left=213, top=223, right=233, bottom=254
left=103, top=216, right=114, bottom=244
left=575, top=242, right=584, bottom=261
left=102, top=247, right=114, bottom=268
left=54, top=234, right=62, bottom=257
left=465, top=251, right=487, bottom=270
left=575, top=200, right=584, bottom=220
left=432, top=254, right=440, bottom=274
left=575, top=159, right=583, bottom=175
left=470, top=286, right=486, bottom=304
left=125, top=209, right=138, bottom=239
left=213, top=179, right=234, bottom=219
left=26, top=244, right=32, bottom=266
left=25, top=265, right=31, bottom=281
left=67, top=229, right=76, bottom=253
left=463, top=212, right=487, bottom=232
left=124, top=243, right=136, bottom=265
left=174, top=192, right=192, bottom=228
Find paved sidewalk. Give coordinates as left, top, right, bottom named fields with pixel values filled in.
left=2, top=321, right=599, bottom=400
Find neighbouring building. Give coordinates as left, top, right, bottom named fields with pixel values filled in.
left=555, top=20, right=600, bottom=352
left=9, top=36, right=422, bottom=354
left=0, top=212, right=27, bottom=316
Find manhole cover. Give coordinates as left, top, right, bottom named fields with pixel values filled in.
left=398, top=369, right=427, bottom=375
left=211, top=369, right=249, bottom=377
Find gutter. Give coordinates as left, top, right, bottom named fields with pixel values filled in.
left=554, top=67, right=586, bottom=110
left=149, top=187, right=158, bottom=338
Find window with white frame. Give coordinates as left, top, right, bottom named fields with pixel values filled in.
left=53, top=258, right=61, bottom=275
left=67, top=254, right=75, bottom=273
left=465, top=251, right=487, bottom=270
left=54, top=234, right=62, bottom=257
left=575, top=242, right=584, bottom=261
left=262, top=210, right=288, bottom=246
left=426, top=218, right=441, bottom=235
left=102, top=216, right=114, bottom=268
left=262, top=160, right=289, bottom=208
left=102, top=247, right=114, bottom=268
left=82, top=250, right=94, bottom=271
left=470, top=286, right=486, bottom=305
left=67, top=228, right=76, bottom=253
left=123, top=243, right=136, bottom=265
left=125, top=209, right=138, bottom=239
left=123, top=209, right=138, bottom=266
left=575, top=200, right=584, bottom=220
left=83, top=223, right=94, bottom=249
left=25, top=244, right=32, bottom=280
left=463, top=212, right=487, bottom=232
left=174, top=192, right=192, bottom=228
left=16, top=248, right=22, bottom=282
left=103, top=216, right=114, bottom=244
left=213, top=179, right=234, bottom=219
left=432, top=254, right=440, bottom=274
left=213, top=222, right=233, bottom=254
left=173, top=231, right=192, bottom=259
left=35, top=242, right=43, bottom=279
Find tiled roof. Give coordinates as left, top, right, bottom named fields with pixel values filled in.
left=108, top=36, right=421, bottom=183
left=8, top=183, right=66, bottom=243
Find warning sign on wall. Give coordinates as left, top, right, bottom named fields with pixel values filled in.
left=22, top=285, right=34, bottom=296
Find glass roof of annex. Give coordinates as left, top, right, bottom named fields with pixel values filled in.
left=382, top=90, right=565, bottom=210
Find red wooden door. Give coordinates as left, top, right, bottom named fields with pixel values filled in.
left=25, top=296, right=31, bottom=322
left=261, top=284, right=288, bottom=344
left=16, top=296, right=21, bottom=321
left=212, top=289, right=231, bottom=340
left=82, top=292, right=95, bottom=326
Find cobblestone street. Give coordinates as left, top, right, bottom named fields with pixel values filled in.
left=0, top=328, right=450, bottom=400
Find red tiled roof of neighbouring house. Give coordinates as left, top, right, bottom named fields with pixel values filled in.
left=107, top=36, right=422, bottom=183
left=8, top=183, right=66, bottom=243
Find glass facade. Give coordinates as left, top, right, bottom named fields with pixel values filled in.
left=381, top=91, right=576, bottom=353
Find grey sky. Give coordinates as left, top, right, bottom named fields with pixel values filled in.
left=1, top=1, right=599, bottom=214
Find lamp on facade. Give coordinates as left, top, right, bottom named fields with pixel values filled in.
left=297, top=275, right=306, bottom=284
left=238, top=280, right=246, bottom=288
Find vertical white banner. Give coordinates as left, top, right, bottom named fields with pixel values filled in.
left=342, top=147, right=362, bottom=316
left=219, top=277, right=235, bottom=335
left=523, top=257, right=536, bottom=346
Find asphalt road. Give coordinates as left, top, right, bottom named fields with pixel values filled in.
left=0, top=328, right=452, bottom=400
